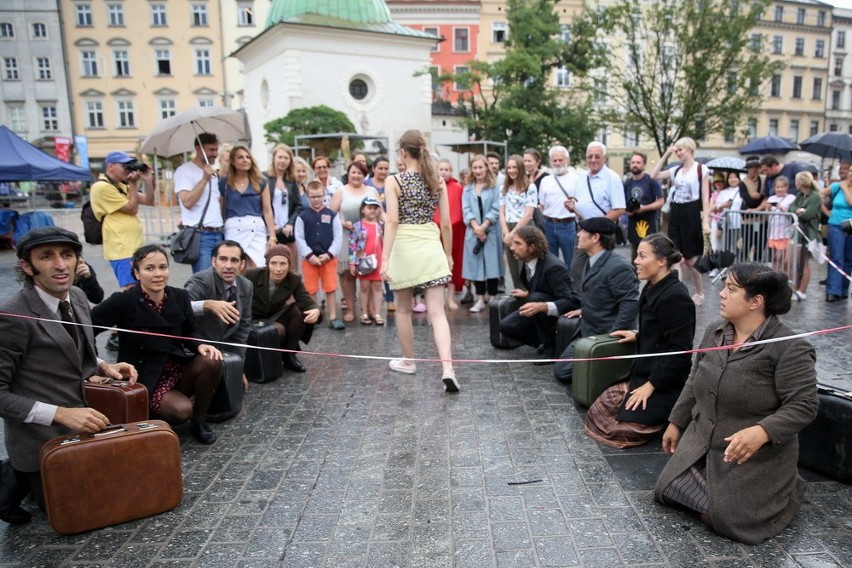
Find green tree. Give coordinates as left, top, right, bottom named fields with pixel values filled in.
left=443, top=0, right=604, bottom=159
left=595, top=0, right=783, bottom=156
left=264, top=105, right=358, bottom=157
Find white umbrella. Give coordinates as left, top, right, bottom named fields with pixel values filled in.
left=140, top=106, right=249, bottom=157
left=706, top=156, right=745, bottom=171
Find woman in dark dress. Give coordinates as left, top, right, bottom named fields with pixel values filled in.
left=584, top=233, right=696, bottom=448
left=92, top=245, right=223, bottom=444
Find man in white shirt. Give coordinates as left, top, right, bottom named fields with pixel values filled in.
left=566, top=141, right=626, bottom=290
left=173, top=133, right=224, bottom=273
left=537, top=145, right=579, bottom=267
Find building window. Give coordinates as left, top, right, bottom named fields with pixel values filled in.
left=75, top=4, right=92, bottom=27
left=724, top=119, right=736, bottom=143
left=117, top=100, right=135, bottom=128
left=454, top=65, right=469, bottom=90
left=726, top=71, right=737, bottom=95
left=774, top=6, right=783, bottom=22
left=556, top=66, right=571, bottom=88
left=818, top=10, right=826, bottom=27
left=839, top=31, right=846, bottom=49
left=0, top=23, right=14, bottom=38
left=832, top=89, right=841, bottom=110
left=192, top=4, right=208, bottom=26
left=768, top=119, right=779, bottom=137
left=155, top=49, right=171, bottom=75
left=810, top=120, right=819, bottom=137
left=789, top=119, right=799, bottom=142
left=349, top=78, right=368, bottom=100
left=813, top=77, right=823, bottom=100
left=453, top=28, right=469, bottom=52
left=41, top=105, right=58, bottom=131
left=792, top=76, right=802, bottom=98
left=795, top=38, right=804, bottom=56
left=36, top=57, right=52, bottom=80
left=815, top=40, right=825, bottom=58
left=81, top=51, right=98, bottom=77
left=830, top=123, right=838, bottom=132
left=159, top=99, right=176, bottom=119
left=3, top=57, right=18, bottom=80
left=835, top=57, right=843, bottom=76
left=107, top=4, right=124, bottom=26
left=424, top=27, right=439, bottom=52
left=197, top=98, right=214, bottom=108
left=86, top=101, right=104, bottom=129
left=237, top=2, right=254, bottom=26
left=772, top=35, right=782, bottom=54
left=796, top=8, right=805, bottom=25
left=662, top=42, right=675, bottom=68
left=492, top=21, right=507, bottom=43
left=113, top=50, right=129, bottom=77
left=597, top=127, right=608, bottom=146
left=8, top=104, right=26, bottom=132
left=194, top=49, right=211, bottom=75
left=559, top=24, right=571, bottom=44
left=623, top=128, right=639, bottom=147
left=32, top=23, right=47, bottom=39
left=770, top=74, right=781, bottom=97
left=749, top=34, right=761, bottom=52
left=151, top=4, right=167, bottom=26
left=748, top=118, right=758, bottom=139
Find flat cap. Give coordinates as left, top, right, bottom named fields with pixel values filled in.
left=578, top=217, right=617, bottom=236
left=16, top=227, right=82, bottom=259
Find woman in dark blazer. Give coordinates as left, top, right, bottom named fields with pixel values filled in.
left=91, top=245, right=223, bottom=445
left=266, top=144, right=304, bottom=257
left=585, top=233, right=696, bottom=448
left=245, top=245, right=322, bottom=373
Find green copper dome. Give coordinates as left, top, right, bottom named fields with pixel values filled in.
left=267, top=0, right=392, bottom=28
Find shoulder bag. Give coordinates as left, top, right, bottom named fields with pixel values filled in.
left=169, top=179, right=213, bottom=265
left=586, top=176, right=626, bottom=245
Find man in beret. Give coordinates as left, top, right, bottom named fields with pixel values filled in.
left=0, top=227, right=137, bottom=524
left=554, top=217, right=639, bottom=383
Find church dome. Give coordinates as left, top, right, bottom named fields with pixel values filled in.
left=267, top=0, right=392, bottom=27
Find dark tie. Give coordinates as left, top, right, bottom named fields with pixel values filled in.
left=225, top=286, right=237, bottom=303
left=59, top=300, right=79, bottom=347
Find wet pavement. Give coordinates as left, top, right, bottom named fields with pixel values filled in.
left=0, top=207, right=849, bottom=567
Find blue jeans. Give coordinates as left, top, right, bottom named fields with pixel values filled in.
left=544, top=220, right=576, bottom=268
left=826, top=223, right=852, bottom=297
left=192, top=231, right=224, bottom=274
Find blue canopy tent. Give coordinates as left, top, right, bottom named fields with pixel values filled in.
left=0, top=126, right=91, bottom=182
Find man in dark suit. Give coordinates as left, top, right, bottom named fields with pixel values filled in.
left=499, top=226, right=580, bottom=362
left=554, top=217, right=639, bottom=382
left=185, top=239, right=253, bottom=392
left=0, top=227, right=136, bottom=524
left=245, top=245, right=322, bottom=372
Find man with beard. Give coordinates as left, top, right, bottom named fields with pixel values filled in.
left=624, top=153, right=664, bottom=260
left=537, top=145, right=579, bottom=268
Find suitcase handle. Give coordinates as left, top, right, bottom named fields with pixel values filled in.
left=85, top=379, right=132, bottom=387
left=58, top=422, right=160, bottom=445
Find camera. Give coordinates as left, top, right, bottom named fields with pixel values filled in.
left=626, top=186, right=643, bottom=213
left=472, top=241, right=483, bottom=255
left=842, top=218, right=852, bottom=235
left=124, top=160, right=149, bottom=174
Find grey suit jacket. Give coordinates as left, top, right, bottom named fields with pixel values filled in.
left=579, top=250, right=639, bottom=337
left=0, top=286, right=98, bottom=471
left=184, top=268, right=253, bottom=357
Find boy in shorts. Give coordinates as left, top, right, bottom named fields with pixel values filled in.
left=295, top=181, right=345, bottom=329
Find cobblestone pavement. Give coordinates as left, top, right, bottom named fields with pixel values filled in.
left=0, top=208, right=848, bottom=567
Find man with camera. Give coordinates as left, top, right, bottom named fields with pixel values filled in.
left=623, top=153, right=664, bottom=260
left=90, top=152, right=155, bottom=291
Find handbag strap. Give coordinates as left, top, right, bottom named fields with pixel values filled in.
left=194, top=178, right=213, bottom=229
left=553, top=175, right=571, bottom=200
left=586, top=176, right=608, bottom=216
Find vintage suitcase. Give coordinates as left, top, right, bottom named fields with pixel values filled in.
left=571, top=335, right=636, bottom=407
left=245, top=320, right=283, bottom=384
left=798, top=385, right=852, bottom=481
left=40, top=420, right=182, bottom=535
left=489, top=296, right=522, bottom=349
left=206, top=351, right=244, bottom=423
left=84, top=379, right=148, bottom=425
left=554, top=316, right=581, bottom=362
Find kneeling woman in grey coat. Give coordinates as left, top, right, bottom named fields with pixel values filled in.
left=654, top=263, right=818, bottom=544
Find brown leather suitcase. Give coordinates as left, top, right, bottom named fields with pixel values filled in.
left=40, top=420, right=182, bottom=535
left=84, top=379, right=149, bottom=425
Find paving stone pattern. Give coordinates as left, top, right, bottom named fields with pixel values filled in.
left=0, top=219, right=849, bottom=567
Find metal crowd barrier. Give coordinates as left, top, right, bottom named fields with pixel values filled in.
left=716, top=209, right=800, bottom=281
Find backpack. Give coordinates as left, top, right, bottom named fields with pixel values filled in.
left=80, top=200, right=103, bottom=245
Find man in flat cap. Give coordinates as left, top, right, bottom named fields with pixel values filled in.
left=0, top=227, right=137, bottom=525
left=554, top=217, right=639, bottom=383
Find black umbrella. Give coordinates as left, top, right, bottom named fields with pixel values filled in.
left=799, top=132, right=852, bottom=161
left=739, top=135, right=800, bottom=155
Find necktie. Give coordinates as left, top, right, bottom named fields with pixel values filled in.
left=526, top=264, right=534, bottom=282
left=225, top=286, right=237, bottom=303
left=59, top=300, right=79, bottom=347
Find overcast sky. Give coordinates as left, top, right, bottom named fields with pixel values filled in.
left=828, top=0, right=852, bottom=11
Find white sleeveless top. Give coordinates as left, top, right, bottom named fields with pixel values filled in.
left=672, top=164, right=702, bottom=204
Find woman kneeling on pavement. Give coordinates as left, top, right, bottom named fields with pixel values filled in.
left=92, top=244, right=223, bottom=444
left=245, top=245, right=322, bottom=373
left=654, top=263, right=818, bottom=544
left=584, top=234, right=695, bottom=448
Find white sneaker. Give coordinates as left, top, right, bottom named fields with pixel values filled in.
left=708, top=269, right=719, bottom=278
left=469, top=300, right=486, bottom=313
left=793, top=291, right=807, bottom=301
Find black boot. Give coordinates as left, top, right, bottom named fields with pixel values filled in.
left=283, top=353, right=306, bottom=373
left=0, top=460, right=31, bottom=525
left=190, top=421, right=217, bottom=445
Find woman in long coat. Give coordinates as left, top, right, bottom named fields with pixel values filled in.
left=461, top=154, right=503, bottom=312
left=654, top=263, right=818, bottom=544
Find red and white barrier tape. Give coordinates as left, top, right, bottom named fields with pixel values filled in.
left=794, top=222, right=852, bottom=284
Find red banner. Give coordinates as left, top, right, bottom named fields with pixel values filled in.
left=54, top=137, right=71, bottom=162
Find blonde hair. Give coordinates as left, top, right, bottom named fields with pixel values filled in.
left=469, top=154, right=496, bottom=188
left=674, top=137, right=696, bottom=154
left=398, top=130, right=441, bottom=193
left=502, top=154, right=529, bottom=195
left=795, top=171, right=815, bottom=191
left=226, top=144, right=263, bottom=193
left=268, top=143, right=296, bottom=181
